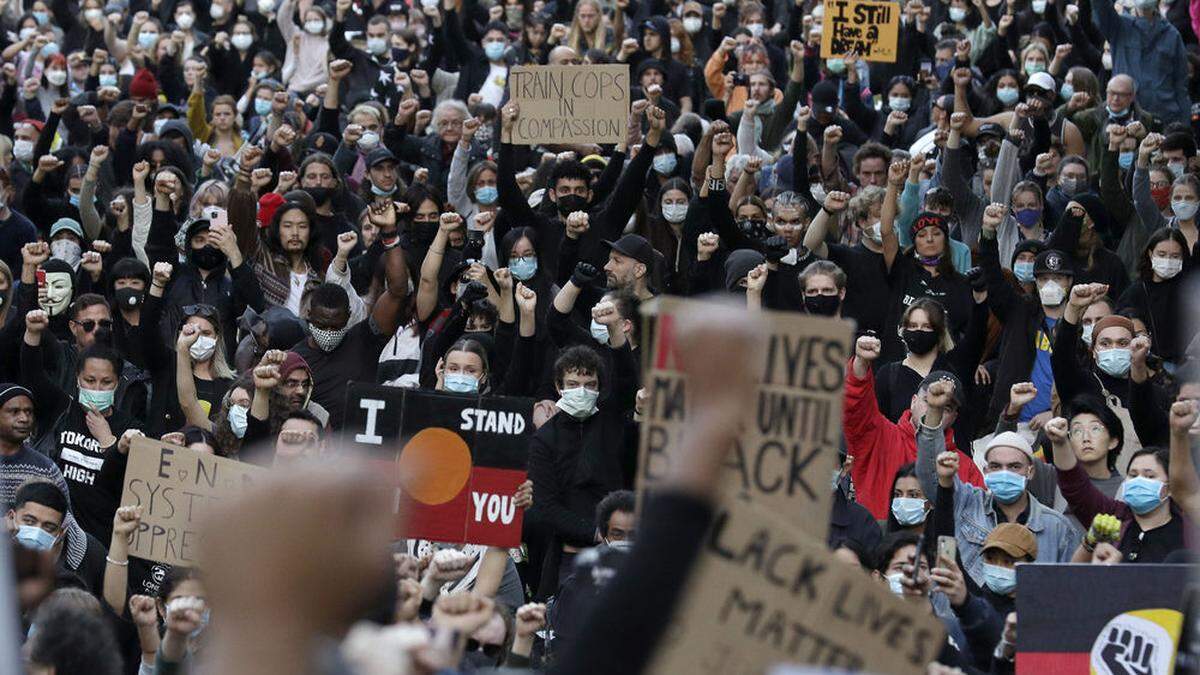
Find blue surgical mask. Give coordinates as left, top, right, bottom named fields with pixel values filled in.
left=982, top=563, right=1017, bottom=595
left=15, top=525, right=57, bottom=551
left=590, top=318, right=609, bottom=344
left=826, top=57, right=846, bottom=74
left=1120, top=476, right=1165, bottom=515
left=557, top=386, right=599, bottom=418
left=475, top=186, right=498, bottom=205
left=228, top=404, right=248, bottom=439
left=138, top=32, right=159, bottom=49
left=1014, top=208, right=1041, bottom=228
left=888, top=96, right=911, bottom=112
left=510, top=255, right=537, bottom=281
left=99, top=73, right=118, bottom=88
left=1060, top=82, right=1074, bottom=101
left=77, top=386, right=115, bottom=411
left=1118, top=151, right=1135, bottom=169
left=483, top=41, right=506, bottom=61
left=40, top=42, right=59, bottom=58
left=370, top=183, right=396, bottom=196
left=254, top=98, right=272, bottom=117
left=68, top=193, right=80, bottom=207
left=1013, top=260, right=1035, bottom=283
left=653, top=153, right=677, bottom=175
left=891, top=497, right=928, bottom=525
left=33, top=10, right=50, bottom=25
left=984, top=470, right=1027, bottom=504
left=444, top=372, right=479, bottom=393
left=1096, top=347, right=1131, bottom=377
left=996, top=87, right=1020, bottom=105
left=886, top=572, right=906, bottom=596
left=1024, top=61, right=1046, bottom=75
left=1082, top=323, right=1095, bottom=346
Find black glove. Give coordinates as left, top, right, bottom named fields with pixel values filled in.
left=571, top=262, right=599, bottom=287
left=966, top=266, right=986, bottom=291
left=759, top=235, right=790, bottom=264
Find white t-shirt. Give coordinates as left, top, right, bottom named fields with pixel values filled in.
left=285, top=270, right=307, bottom=316
left=478, top=63, right=508, bottom=107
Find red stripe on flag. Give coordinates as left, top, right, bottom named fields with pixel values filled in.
left=1017, top=651, right=1090, bottom=674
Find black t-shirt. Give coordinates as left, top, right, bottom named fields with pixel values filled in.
left=1121, top=514, right=1186, bottom=563
left=827, top=243, right=889, bottom=337
left=46, top=404, right=132, bottom=544
left=193, top=376, right=232, bottom=419
left=291, top=318, right=391, bottom=430
left=883, top=257, right=973, bottom=363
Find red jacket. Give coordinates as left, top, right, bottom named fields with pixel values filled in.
left=843, top=357, right=986, bottom=520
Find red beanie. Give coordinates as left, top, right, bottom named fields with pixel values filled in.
left=279, top=351, right=311, bottom=381
left=128, top=68, right=159, bottom=100
left=258, top=192, right=284, bottom=229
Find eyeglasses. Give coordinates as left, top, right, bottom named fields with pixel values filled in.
left=71, top=319, right=113, bottom=333
left=282, top=378, right=312, bottom=391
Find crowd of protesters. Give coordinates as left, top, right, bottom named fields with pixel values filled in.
left=0, top=0, right=1198, bottom=672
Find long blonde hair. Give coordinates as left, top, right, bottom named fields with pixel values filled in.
left=568, top=0, right=609, bottom=53
left=0, top=261, right=12, bottom=326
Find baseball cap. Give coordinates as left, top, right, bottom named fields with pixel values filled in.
left=982, top=522, right=1038, bottom=560
left=365, top=146, right=398, bottom=168
left=49, top=218, right=84, bottom=240
left=811, top=80, right=839, bottom=115
left=976, top=122, right=1006, bottom=141
left=1033, top=249, right=1073, bottom=277
left=604, top=234, right=656, bottom=268
left=919, top=370, right=964, bottom=408
left=984, top=431, right=1034, bottom=461
left=1025, top=71, right=1056, bottom=94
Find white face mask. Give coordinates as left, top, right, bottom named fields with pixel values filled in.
left=51, top=239, right=82, bottom=267
left=304, top=19, right=325, bottom=35
left=1038, top=280, right=1065, bottom=306
left=177, top=13, right=195, bottom=29
left=13, top=139, right=34, bottom=162
left=231, top=33, right=254, bottom=50
left=189, top=334, right=217, bottom=361
left=210, top=4, right=226, bottom=19
left=683, top=16, right=702, bottom=33
left=746, top=22, right=763, bottom=38
left=45, top=69, right=67, bottom=86
left=258, top=0, right=276, bottom=12
left=662, top=202, right=688, bottom=223
left=1151, top=256, right=1183, bottom=279
left=358, top=130, right=380, bottom=151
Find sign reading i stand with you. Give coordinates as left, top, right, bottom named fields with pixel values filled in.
left=820, top=0, right=900, bottom=63
left=341, top=383, right=533, bottom=548
left=506, top=65, right=630, bottom=145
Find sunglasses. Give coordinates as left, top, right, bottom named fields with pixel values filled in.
left=182, top=304, right=219, bottom=320
left=71, top=319, right=113, bottom=333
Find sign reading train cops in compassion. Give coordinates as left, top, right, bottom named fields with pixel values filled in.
left=820, top=0, right=900, bottom=63
left=507, top=65, right=630, bottom=145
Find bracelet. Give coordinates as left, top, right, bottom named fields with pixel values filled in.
left=105, top=556, right=129, bottom=566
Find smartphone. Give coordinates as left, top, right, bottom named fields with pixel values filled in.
left=909, top=533, right=925, bottom=586
left=203, top=206, right=228, bottom=230
left=35, top=269, right=45, bottom=289
left=937, top=535, right=957, bottom=564
left=732, top=73, right=750, bottom=87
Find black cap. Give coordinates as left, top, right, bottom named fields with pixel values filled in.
left=186, top=217, right=211, bottom=240
left=1011, top=239, right=1047, bottom=266
left=976, top=122, right=1005, bottom=140
left=919, top=370, right=965, bottom=407
left=811, top=80, right=838, bottom=115
left=604, top=234, right=656, bottom=268
left=365, top=146, right=398, bottom=168
left=1033, top=249, right=1073, bottom=277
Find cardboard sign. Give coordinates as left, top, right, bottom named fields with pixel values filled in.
left=1016, top=564, right=1189, bottom=674
left=341, top=383, right=533, bottom=547
left=820, top=0, right=900, bottom=63
left=507, top=65, right=630, bottom=145
left=637, top=297, right=853, bottom=541
left=119, top=438, right=266, bottom=567
left=648, top=497, right=945, bottom=674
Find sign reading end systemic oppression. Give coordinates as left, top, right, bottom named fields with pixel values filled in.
left=820, top=0, right=900, bottom=63
left=507, top=65, right=630, bottom=145
left=342, top=383, right=533, bottom=548
left=119, top=438, right=266, bottom=567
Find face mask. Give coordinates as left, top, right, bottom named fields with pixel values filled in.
left=33, top=10, right=49, bottom=25
left=189, top=334, right=217, bottom=361
left=996, top=86, right=1020, bottom=105
left=803, top=294, right=840, bottom=316
left=304, top=19, right=325, bottom=35
left=1014, top=208, right=1041, bottom=228
left=78, top=386, right=115, bottom=411
left=662, top=202, right=688, bottom=224
left=1060, top=82, right=1074, bottom=100
left=891, top=497, right=928, bottom=525
left=370, top=183, right=396, bottom=197
left=557, top=386, right=599, bottom=418
left=1058, top=176, right=1083, bottom=197
left=1168, top=162, right=1186, bottom=179
left=1038, top=281, right=1065, bottom=306
left=42, top=43, right=61, bottom=58
left=983, top=563, right=1018, bottom=595
left=916, top=253, right=942, bottom=266
left=84, top=8, right=103, bottom=21
left=1081, top=323, right=1095, bottom=345
left=177, top=13, right=195, bottom=29
left=475, top=185, right=498, bottom=205
left=367, top=37, right=388, bottom=55
left=555, top=193, right=588, bottom=218
left=14, top=525, right=56, bottom=551
left=45, top=68, right=67, bottom=86
left=97, top=72, right=118, bottom=87
left=948, top=6, right=967, bottom=21
left=683, top=16, right=702, bottom=33
left=190, top=245, right=227, bottom=271
left=886, top=572, right=906, bottom=596
left=254, top=98, right=272, bottom=116
left=1152, top=256, right=1183, bottom=279
left=1013, top=260, right=1035, bottom=283
left=484, top=41, right=506, bottom=61
left=653, top=153, right=677, bottom=175
left=138, top=32, right=159, bottom=49
left=810, top=183, right=827, bottom=204
left=259, top=0, right=276, bottom=12
left=354, top=131, right=380, bottom=153
left=228, top=404, right=249, bottom=438
left=19, top=27, right=36, bottom=41
left=112, top=287, right=143, bottom=310
left=1118, top=151, right=1135, bottom=169
left=590, top=319, right=609, bottom=343
left=985, top=470, right=1027, bottom=504
left=902, top=328, right=939, bottom=355
left=306, top=186, right=333, bottom=204
left=889, top=96, right=911, bottom=112
left=13, top=139, right=34, bottom=162
left=232, top=33, right=254, bottom=50
left=1102, top=53, right=1113, bottom=70
left=1135, top=0, right=1157, bottom=8
left=444, top=372, right=480, bottom=393
left=211, top=4, right=226, bottom=19
left=1151, top=185, right=1172, bottom=210
left=309, top=324, right=348, bottom=352
left=1173, top=200, right=1200, bottom=221
left=392, top=47, right=410, bottom=62
left=1024, top=61, right=1046, bottom=75
left=1096, top=347, right=1131, bottom=377
left=826, top=57, right=846, bottom=75
left=510, top=255, right=538, bottom=281
left=69, top=193, right=83, bottom=208
left=51, top=239, right=82, bottom=267
left=746, top=22, right=764, bottom=37
left=1120, top=476, right=1165, bottom=514
left=864, top=221, right=883, bottom=243
left=670, top=37, right=681, bottom=54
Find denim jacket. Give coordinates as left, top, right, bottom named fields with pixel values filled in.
left=915, top=419, right=1082, bottom=588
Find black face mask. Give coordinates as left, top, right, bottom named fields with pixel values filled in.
left=114, top=287, right=144, bottom=310
left=902, top=328, right=940, bottom=355
left=407, top=220, right=438, bottom=247
left=803, top=294, right=840, bottom=316
left=556, top=193, right=588, bottom=218
left=305, top=186, right=333, bottom=204
left=190, top=245, right=227, bottom=271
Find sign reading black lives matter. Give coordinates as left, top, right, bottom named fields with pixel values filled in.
left=507, top=65, right=630, bottom=145
left=341, top=383, right=533, bottom=547
left=637, top=296, right=852, bottom=541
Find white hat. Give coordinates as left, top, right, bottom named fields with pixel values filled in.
left=1025, top=71, right=1056, bottom=93
left=985, top=431, right=1034, bottom=460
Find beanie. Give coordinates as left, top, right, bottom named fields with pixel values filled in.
left=128, top=68, right=159, bottom=100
